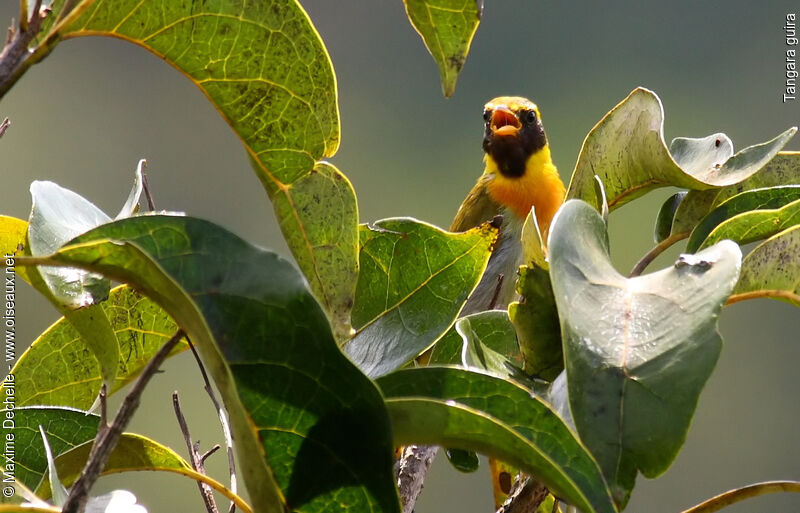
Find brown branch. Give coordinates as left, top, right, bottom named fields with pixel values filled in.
left=396, top=445, right=439, bottom=513
left=173, top=391, right=220, bottom=513
left=61, top=329, right=185, bottom=513
left=496, top=476, right=549, bottom=513
left=628, top=232, right=688, bottom=278
left=0, top=0, right=43, bottom=93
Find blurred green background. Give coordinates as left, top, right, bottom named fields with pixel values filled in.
left=1, top=1, right=798, bottom=512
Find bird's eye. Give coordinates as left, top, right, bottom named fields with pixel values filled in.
left=523, top=110, right=537, bottom=123
left=483, top=110, right=492, bottom=122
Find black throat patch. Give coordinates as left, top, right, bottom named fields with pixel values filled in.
left=482, top=120, right=547, bottom=178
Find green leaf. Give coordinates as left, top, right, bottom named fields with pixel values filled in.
left=25, top=215, right=399, bottom=513
left=378, top=367, right=617, bottom=513
left=730, top=225, right=800, bottom=307
left=0, top=216, right=29, bottom=283
left=430, top=310, right=522, bottom=377
left=8, top=285, right=183, bottom=409
left=27, top=180, right=110, bottom=308
left=403, top=0, right=483, bottom=97
left=444, top=448, right=480, bottom=473
left=654, top=191, right=687, bottom=243
left=55, top=0, right=355, bottom=341
left=508, top=265, right=562, bottom=381
left=267, top=162, right=358, bottom=341
left=548, top=200, right=741, bottom=507
left=686, top=186, right=800, bottom=252
left=671, top=152, right=800, bottom=238
left=345, top=218, right=497, bottom=378
left=38, top=427, right=68, bottom=506
left=565, top=88, right=796, bottom=211
left=36, top=434, right=192, bottom=500
left=521, top=208, right=547, bottom=270
left=0, top=406, right=100, bottom=492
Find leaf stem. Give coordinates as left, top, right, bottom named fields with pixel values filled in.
left=61, top=329, right=185, bottom=513
left=628, top=232, right=687, bottom=277
left=726, top=289, right=800, bottom=306
left=680, top=480, right=800, bottom=513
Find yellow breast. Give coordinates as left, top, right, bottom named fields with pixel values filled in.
left=485, top=145, right=565, bottom=236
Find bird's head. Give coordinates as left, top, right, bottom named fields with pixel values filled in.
left=482, top=96, right=547, bottom=179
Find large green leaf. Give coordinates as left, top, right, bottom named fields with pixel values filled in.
left=45, top=0, right=356, bottom=340
left=548, top=200, right=741, bottom=507
left=36, top=434, right=191, bottom=499
left=7, top=285, right=183, bottom=409
left=730, top=225, right=800, bottom=307
left=24, top=215, right=399, bottom=513
left=403, top=0, right=483, bottom=97
left=345, top=218, right=497, bottom=378
left=565, top=88, right=795, bottom=211
left=669, top=152, right=800, bottom=239
left=377, top=367, right=617, bottom=513
left=686, top=186, right=800, bottom=252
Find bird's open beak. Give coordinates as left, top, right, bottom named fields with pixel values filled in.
left=490, top=107, right=521, bottom=137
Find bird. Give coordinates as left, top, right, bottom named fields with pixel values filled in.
left=452, top=96, right=565, bottom=315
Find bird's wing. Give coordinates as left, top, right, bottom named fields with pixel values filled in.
left=450, top=174, right=501, bottom=232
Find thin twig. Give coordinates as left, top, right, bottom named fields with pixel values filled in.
left=628, top=232, right=687, bottom=278
left=396, top=445, right=439, bottom=513
left=201, top=445, right=221, bottom=463
left=187, top=338, right=238, bottom=513
left=174, top=392, right=220, bottom=513
left=61, top=329, right=185, bottom=513
left=0, top=117, right=10, bottom=138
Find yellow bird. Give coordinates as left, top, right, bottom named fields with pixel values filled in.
left=453, top=96, right=565, bottom=315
